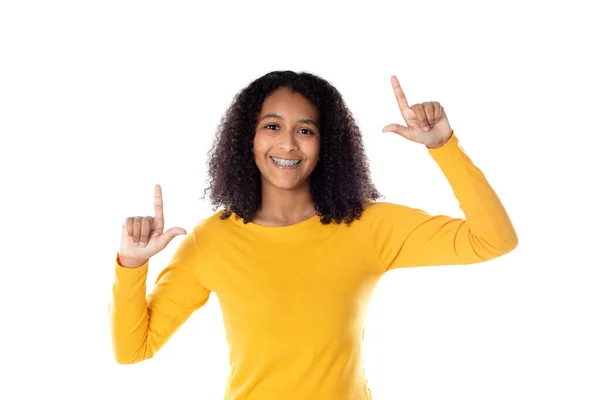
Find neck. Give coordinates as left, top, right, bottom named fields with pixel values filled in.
left=255, top=181, right=316, bottom=226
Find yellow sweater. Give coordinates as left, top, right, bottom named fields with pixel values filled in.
left=109, top=133, right=517, bottom=399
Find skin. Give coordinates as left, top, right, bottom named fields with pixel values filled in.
left=382, top=75, right=453, bottom=148
left=252, top=87, right=321, bottom=226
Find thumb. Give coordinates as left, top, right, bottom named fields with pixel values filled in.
left=156, top=227, right=188, bottom=251
left=382, top=123, right=409, bottom=138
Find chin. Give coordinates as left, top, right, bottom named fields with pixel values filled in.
left=262, top=174, right=309, bottom=191
left=271, top=179, right=305, bottom=191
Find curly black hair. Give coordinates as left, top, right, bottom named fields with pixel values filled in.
left=204, top=70, right=381, bottom=225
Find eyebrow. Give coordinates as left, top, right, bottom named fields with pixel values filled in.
left=259, top=113, right=318, bottom=127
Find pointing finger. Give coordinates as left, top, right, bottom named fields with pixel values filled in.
left=154, top=184, right=164, bottom=232
left=391, top=75, right=411, bottom=118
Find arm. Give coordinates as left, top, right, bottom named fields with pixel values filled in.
left=108, top=227, right=211, bottom=364
left=369, top=132, right=518, bottom=271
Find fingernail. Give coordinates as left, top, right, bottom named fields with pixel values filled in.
left=423, top=126, right=430, bottom=131
left=139, top=242, right=145, bottom=247
left=134, top=242, right=138, bottom=247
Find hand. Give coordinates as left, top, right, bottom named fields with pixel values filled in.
left=118, top=184, right=187, bottom=269
left=382, top=75, right=453, bottom=148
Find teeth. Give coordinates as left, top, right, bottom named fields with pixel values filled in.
left=271, top=157, right=301, bottom=167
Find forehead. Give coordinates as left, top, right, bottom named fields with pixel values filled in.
left=260, top=88, right=318, bottom=118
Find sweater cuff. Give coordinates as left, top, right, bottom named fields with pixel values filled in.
left=427, top=131, right=465, bottom=161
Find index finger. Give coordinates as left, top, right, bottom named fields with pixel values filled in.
left=154, top=184, right=164, bottom=224
left=391, top=75, right=411, bottom=115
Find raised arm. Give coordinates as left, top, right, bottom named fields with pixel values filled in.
left=369, top=76, right=517, bottom=270
left=108, top=185, right=211, bottom=363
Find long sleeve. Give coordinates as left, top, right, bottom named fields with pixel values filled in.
left=367, top=132, right=518, bottom=271
left=109, top=227, right=211, bottom=364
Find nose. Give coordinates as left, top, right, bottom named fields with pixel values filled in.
left=278, top=129, right=299, bottom=152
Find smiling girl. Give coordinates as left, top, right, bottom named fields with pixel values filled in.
left=109, top=70, right=518, bottom=400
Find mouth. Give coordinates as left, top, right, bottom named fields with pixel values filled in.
left=270, top=156, right=302, bottom=169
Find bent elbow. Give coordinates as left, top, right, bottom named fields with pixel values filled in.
left=471, top=230, right=518, bottom=262
left=113, top=349, right=138, bottom=365
left=113, top=346, right=152, bottom=365
left=114, top=355, right=136, bottom=365
left=504, top=230, right=519, bottom=252
left=495, top=231, right=518, bottom=257
left=114, top=353, right=151, bottom=365
left=509, top=234, right=518, bottom=251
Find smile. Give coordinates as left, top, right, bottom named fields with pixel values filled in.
left=270, top=156, right=301, bottom=168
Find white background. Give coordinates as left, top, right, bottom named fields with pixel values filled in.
left=1, top=1, right=598, bottom=399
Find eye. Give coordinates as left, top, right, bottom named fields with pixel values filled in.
left=265, top=124, right=279, bottom=130
left=299, top=128, right=312, bottom=135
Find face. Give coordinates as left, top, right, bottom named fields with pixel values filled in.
left=253, top=87, right=321, bottom=192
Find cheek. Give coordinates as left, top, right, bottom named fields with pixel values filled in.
left=309, top=140, right=321, bottom=162
left=253, top=134, right=270, bottom=163
left=252, top=135, right=261, bottom=156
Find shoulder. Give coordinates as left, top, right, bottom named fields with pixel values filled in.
left=187, top=209, right=233, bottom=252
left=190, top=209, right=232, bottom=237
left=361, top=201, right=421, bottom=218
left=358, top=201, right=430, bottom=229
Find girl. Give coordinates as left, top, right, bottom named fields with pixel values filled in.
left=110, top=70, right=517, bottom=399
